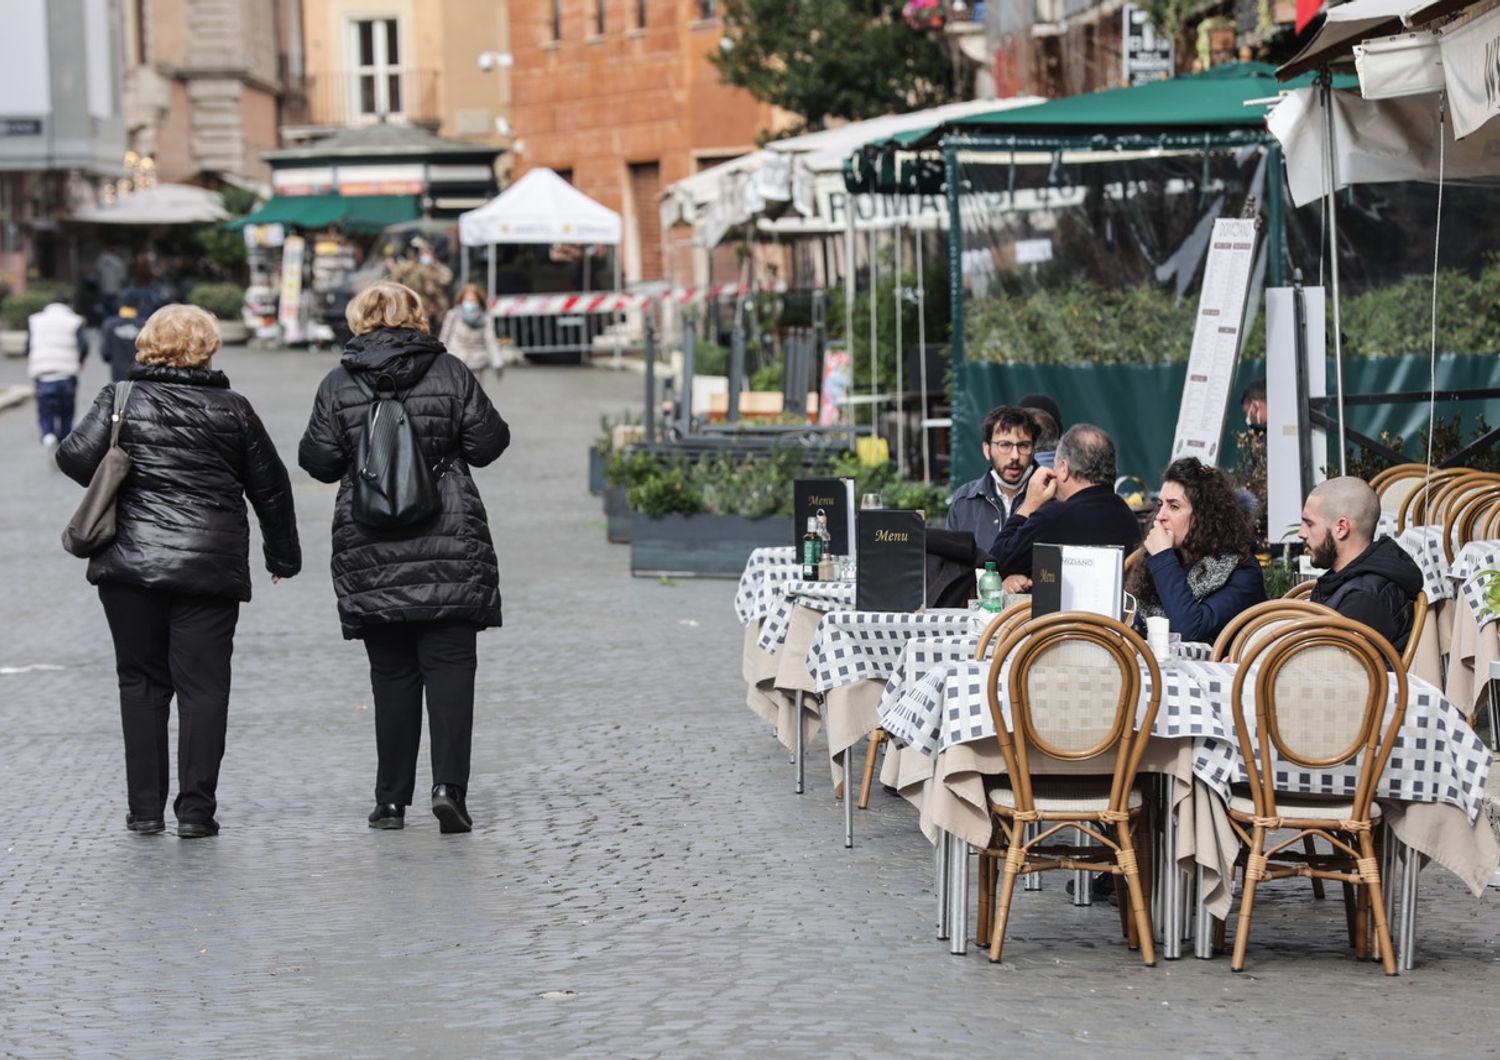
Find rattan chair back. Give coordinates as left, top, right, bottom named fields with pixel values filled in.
left=1210, top=598, right=1337, bottom=662
left=1230, top=616, right=1406, bottom=825
left=986, top=612, right=1162, bottom=817
left=1448, top=487, right=1500, bottom=562
left=973, top=599, right=1032, bottom=660
left=1401, top=591, right=1429, bottom=673
left=1369, top=462, right=1429, bottom=499
left=1282, top=579, right=1315, bottom=599
left=1398, top=467, right=1468, bottom=531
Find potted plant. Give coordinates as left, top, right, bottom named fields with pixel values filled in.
left=187, top=282, right=248, bottom=345
left=591, top=409, right=640, bottom=495
left=603, top=449, right=659, bottom=544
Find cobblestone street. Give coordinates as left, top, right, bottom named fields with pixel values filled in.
left=1, top=346, right=1497, bottom=1058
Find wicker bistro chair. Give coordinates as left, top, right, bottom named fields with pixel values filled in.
left=1224, top=617, right=1408, bottom=974
left=1397, top=467, right=1468, bottom=532
left=976, top=612, right=1163, bottom=966
left=1282, top=580, right=1315, bottom=600
left=1211, top=599, right=1338, bottom=663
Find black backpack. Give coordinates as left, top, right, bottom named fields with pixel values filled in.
left=350, top=373, right=443, bottom=528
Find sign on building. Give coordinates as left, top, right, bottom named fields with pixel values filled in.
left=1124, top=4, right=1174, bottom=86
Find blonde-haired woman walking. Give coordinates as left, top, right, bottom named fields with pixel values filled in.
left=299, top=281, right=509, bottom=833
left=58, top=304, right=301, bottom=838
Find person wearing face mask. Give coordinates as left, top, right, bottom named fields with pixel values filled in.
left=387, top=238, right=454, bottom=333
left=1124, top=457, right=1265, bottom=644
left=439, top=283, right=503, bottom=379
left=944, top=405, right=1039, bottom=556
left=1300, top=476, right=1421, bottom=652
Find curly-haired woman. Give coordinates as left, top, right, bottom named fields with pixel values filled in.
left=1124, top=457, right=1265, bottom=644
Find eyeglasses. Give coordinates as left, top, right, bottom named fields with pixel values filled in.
left=988, top=440, right=1035, bottom=454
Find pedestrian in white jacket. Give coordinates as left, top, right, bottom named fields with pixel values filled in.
left=27, top=295, right=88, bottom=446
left=438, top=283, right=503, bottom=378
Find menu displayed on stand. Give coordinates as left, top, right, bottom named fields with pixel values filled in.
left=794, top=478, right=856, bottom=555
left=855, top=509, right=926, bottom=612
left=1030, top=543, right=1125, bottom=620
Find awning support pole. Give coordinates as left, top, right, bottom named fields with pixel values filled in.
left=1320, top=74, right=1348, bottom=475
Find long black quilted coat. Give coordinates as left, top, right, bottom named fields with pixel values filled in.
left=298, top=327, right=510, bottom=639
left=57, top=365, right=301, bottom=600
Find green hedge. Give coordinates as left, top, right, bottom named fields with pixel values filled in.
left=187, top=282, right=245, bottom=321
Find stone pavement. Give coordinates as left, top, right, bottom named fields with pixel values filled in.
left=0, top=347, right=1496, bottom=1058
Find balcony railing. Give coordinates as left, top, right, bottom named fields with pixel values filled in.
left=302, top=68, right=441, bottom=129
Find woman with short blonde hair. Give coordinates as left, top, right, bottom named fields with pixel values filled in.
left=300, top=279, right=510, bottom=834
left=438, top=282, right=502, bottom=378
left=58, top=304, right=301, bottom=838
left=134, top=303, right=222, bottom=367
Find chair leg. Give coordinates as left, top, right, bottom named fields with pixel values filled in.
left=976, top=851, right=994, bottom=948
left=1230, top=828, right=1266, bottom=972
left=1117, top=867, right=1137, bottom=947
left=988, top=848, right=1023, bottom=964
left=858, top=729, right=883, bottom=810
left=1304, top=835, right=1325, bottom=899
left=1117, top=821, right=1155, bottom=967
left=1341, top=881, right=1359, bottom=947
left=1353, top=882, right=1370, bottom=960
left=1360, top=831, right=1398, bottom=975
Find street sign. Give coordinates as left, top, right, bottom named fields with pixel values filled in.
left=1123, top=4, right=1174, bottom=86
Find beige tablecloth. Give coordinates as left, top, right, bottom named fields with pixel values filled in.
left=1444, top=596, right=1498, bottom=720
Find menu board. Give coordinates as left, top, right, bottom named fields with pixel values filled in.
left=1169, top=217, right=1259, bottom=466
left=794, top=478, right=856, bottom=556
left=855, top=510, right=926, bottom=613
left=1030, top=543, right=1125, bottom=620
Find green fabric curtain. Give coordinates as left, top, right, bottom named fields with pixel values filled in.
left=227, top=194, right=419, bottom=232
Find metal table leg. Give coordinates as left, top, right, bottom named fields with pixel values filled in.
left=793, top=690, right=805, bottom=794
left=843, top=746, right=854, bottom=848
left=1023, top=822, right=1042, bottom=891
left=936, top=830, right=951, bottom=940
left=1488, top=660, right=1500, bottom=751
left=1399, top=841, right=1420, bottom=972
left=1161, top=779, right=1181, bottom=960
left=949, top=833, right=970, bottom=956
left=1194, top=865, right=1213, bottom=958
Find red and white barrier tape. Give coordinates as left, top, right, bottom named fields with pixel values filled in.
left=488, top=281, right=789, bottom=316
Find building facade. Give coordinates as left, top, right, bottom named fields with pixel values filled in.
left=508, top=0, right=784, bottom=285
left=0, top=0, right=126, bottom=291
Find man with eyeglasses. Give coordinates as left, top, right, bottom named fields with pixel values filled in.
left=945, top=405, right=1039, bottom=556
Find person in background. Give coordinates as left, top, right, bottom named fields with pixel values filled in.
left=1018, top=394, right=1063, bottom=468
left=387, top=238, right=453, bottom=333
left=299, top=281, right=509, bottom=835
left=990, top=424, right=1142, bottom=592
left=118, top=253, right=164, bottom=321
left=1300, top=476, right=1422, bottom=652
left=1236, top=377, right=1269, bottom=539
left=1125, top=457, right=1265, bottom=644
left=439, top=283, right=503, bottom=380
left=56, top=305, right=301, bottom=838
left=98, top=292, right=153, bottom=385
left=945, top=405, right=1038, bottom=555
left=27, top=292, right=88, bottom=448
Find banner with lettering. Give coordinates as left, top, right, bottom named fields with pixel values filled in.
left=1442, top=4, right=1500, bottom=140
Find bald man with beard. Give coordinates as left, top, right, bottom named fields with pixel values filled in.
left=1298, top=476, right=1422, bottom=652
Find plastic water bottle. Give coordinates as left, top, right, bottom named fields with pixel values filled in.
left=978, top=561, right=1004, bottom=613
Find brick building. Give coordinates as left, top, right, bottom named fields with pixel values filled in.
left=508, top=0, right=784, bottom=286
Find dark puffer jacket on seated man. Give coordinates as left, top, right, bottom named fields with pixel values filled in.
left=1300, top=476, right=1423, bottom=653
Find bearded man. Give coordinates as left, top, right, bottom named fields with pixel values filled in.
left=944, top=405, right=1039, bottom=556
left=1299, top=476, right=1422, bottom=652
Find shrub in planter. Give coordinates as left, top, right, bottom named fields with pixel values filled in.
left=187, top=282, right=246, bottom=321
left=2, top=290, right=56, bottom=331
left=629, top=465, right=703, bottom=517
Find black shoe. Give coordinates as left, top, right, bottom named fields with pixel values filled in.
left=368, top=803, right=405, bottom=829
left=431, top=785, right=472, bottom=834
left=177, top=819, right=219, bottom=839
left=125, top=814, right=165, bottom=834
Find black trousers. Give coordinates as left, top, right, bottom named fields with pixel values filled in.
left=98, top=581, right=240, bottom=823
left=362, top=622, right=476, bottom=805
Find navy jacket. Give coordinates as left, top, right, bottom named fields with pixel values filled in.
left=990, top=483, right=1142, bottom=578
left=1310, top=536, right=1422, bottom=652
left=1144, top=551, right=1266, bottom=644
left=945, top=471, right=1026, bottom=556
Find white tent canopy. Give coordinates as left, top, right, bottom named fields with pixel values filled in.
left=70, top=183, right=229, bottom=225
left=458, top=167, right=622, bottom=247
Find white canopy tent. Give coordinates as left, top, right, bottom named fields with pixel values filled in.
left=70, top=183, right=229, bottom=225
left=458, top=166, right=622, bottom=247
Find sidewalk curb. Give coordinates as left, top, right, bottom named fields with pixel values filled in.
left=0, top=385, right=30, bottom=413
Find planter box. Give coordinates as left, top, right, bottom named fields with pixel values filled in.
left=216, top=319, right=249, bottom=345
left=603, top=486, right=633, bottom=543
left=588, top=446, right=606, bottom=495
left=630, top=513, right=794, bottom=578
left=0, top=330, right=25, bottom=358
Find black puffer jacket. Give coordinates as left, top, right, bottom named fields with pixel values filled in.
left=57, top=365, right=301, bottom=600
left=1310, top=536, right=1423, bottom=652
left=298, top=327, right=510, bottom=639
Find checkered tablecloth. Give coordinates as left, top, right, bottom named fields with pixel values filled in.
left=1395, top=526, right=1453, bottom=602
left=1377, top=511, right=1400, bottom=540
left=755, top=580, right=856, bottom=653
left=881, top=657, right=1490, bottom=822
left=1451, top=540, right=1500, bottom=631
left=805, top=610, right=977, bottom=693
left=734, top=547, right=799, bottom=626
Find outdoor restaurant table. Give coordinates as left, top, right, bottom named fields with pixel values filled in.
left=881, top=655, right=1498, bottom=925
left=734, top=546, right=799, bottom=627
left=802, top=609, right=977, bottom=787
left=741, top=578, right=855, bottom=752
left=1445, top=540, right=1500, bottom=717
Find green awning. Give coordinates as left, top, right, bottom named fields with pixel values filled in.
left=227, top=193, right=420, bottom=233
left=873, top=63, right=1361, bottom=152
